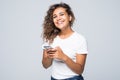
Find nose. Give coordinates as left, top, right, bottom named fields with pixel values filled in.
left=56, top=15, right=61, bottom=21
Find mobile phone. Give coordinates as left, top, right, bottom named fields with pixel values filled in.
left=43, top=45, right=52, bottom=49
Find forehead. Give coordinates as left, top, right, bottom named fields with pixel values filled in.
left=53, top=7, right=66, bottom=15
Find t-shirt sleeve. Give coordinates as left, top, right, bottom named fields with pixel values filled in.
left=76, top=37, right=88, bottom=54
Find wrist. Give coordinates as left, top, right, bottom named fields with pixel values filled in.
left=63, top=55, right=69, bottom=62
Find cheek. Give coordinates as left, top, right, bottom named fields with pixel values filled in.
left=53, top=19, right=56, bottom=24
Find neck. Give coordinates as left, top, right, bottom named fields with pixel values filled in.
left=59, top=27, right=74, bottom=39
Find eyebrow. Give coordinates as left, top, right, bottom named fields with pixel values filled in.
left=53, top=12, right=65, bottom=16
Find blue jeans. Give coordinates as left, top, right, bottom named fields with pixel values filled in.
left=51, top=75, right=84, bottom=80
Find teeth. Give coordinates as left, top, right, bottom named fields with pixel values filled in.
left=57, top=21, right=63, bottom=24
left=58, top=22, right=62, bottom=24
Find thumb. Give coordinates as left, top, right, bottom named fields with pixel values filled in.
left=55, top=46, right=60, bottom=49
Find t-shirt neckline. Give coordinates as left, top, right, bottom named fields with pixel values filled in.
left=57, top=32, right=76, bottom=40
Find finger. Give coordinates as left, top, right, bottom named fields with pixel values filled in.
left=47, top=49, right=57, bottom=52
left=47, top=51, right=55, bottom=54
left=48, top=54, right=55, bottom=58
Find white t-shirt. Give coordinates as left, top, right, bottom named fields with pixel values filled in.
left=42, top=32, right=88, bottom=79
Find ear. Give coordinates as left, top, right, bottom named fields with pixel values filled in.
left=69, top=15, right=72, bottom=21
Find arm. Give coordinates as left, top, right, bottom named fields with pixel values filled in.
left=48, top=47, right=87, bottom=74
left=42, top=49, right=53, bottom=69
left=63, top=53, right=87, bottom=74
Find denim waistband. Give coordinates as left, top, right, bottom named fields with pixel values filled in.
left=51, top=75, right=84, bottom=80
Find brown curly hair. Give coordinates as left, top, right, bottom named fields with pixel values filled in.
left=42, top=2, right=75, bottom=43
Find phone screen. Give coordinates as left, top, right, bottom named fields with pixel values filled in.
left=43, top=46, right=52, bottom=49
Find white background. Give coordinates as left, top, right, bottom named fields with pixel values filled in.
left=0, top=0, right=120, bottom=80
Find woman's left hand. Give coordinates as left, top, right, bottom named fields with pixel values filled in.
left=48, top=46, right=67, bottom=61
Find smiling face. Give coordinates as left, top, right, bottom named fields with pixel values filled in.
left=53, top=7, right=72, bottom=30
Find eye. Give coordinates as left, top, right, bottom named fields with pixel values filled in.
left=53, top=15, right=57, bottom=19
left=60, top=13, right=64, bottom=16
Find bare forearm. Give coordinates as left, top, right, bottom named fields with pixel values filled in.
left=42, top=57, right=53, bottom=69
left=42, top=50, right=53, bottom=69
left=64, top=56, right=84, bottom=74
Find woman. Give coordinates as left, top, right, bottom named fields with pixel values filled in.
left=42, top=2, right=88, bottom=80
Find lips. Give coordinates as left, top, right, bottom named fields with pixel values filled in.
left=57, top=21, right=63, bottom=25
left=56, top=20, right=64, bottom=25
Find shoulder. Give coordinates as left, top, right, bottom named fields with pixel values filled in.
left=73, top=32, right=87, bottom=41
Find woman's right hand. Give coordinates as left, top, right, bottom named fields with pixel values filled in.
left=42, top=49, right=54, bottom=68
left=46, top=48, right=57, bottom=58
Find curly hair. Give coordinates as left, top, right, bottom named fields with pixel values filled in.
left=42, top=2, right=75, bottom=43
